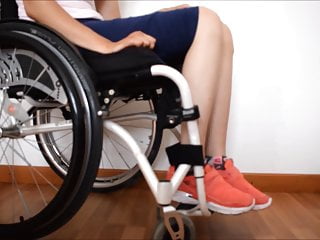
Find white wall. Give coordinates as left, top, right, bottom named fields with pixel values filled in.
left=119, top=1, right=320, bottom=174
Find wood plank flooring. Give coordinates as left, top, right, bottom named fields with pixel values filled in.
left=42, top=179, right=320, bottom=240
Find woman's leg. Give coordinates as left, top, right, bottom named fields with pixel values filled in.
left=168, top=6, right=271, bottom=211
left=180, top=7, right=224, bottom=146
left=205, top=24, right=233, bottom=157
left=196, top=24, right=272, bottom=210
left=167, top=7, right=256, bottom=214
left=180, top=8, right=233, bottom=153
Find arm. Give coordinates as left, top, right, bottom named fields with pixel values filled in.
left=23, top=0, right=155, bottom=54
left=23, top=0, right=114, bottom=53
left=95, top=0, right=121, bottom=20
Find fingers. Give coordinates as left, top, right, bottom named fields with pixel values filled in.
left=109, top=31, right=156, bottom=54
left=126, top=31, right=156, bottom=49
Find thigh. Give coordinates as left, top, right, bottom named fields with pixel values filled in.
left=78, top=7, right=199, bottom=65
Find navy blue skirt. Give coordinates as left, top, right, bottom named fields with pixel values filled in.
left=78, top=7, right=199, bottom=65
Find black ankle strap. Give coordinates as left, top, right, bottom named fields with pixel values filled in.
left=166, top=143, right=204, bottom=168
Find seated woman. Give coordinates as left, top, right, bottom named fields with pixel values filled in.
left=18, top=0, right=271, bottom=214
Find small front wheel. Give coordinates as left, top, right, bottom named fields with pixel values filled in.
left=153, top=214, right=196, bottom=240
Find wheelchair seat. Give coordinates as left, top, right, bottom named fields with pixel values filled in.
left=81, top=46, right=166, bottom=90
left=81, top=46, right=164, bottom=76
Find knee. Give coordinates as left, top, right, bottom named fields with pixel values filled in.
left=197, top=7, right=234, bottom=53
left=198, top=7, right=223, bottom=38
left=222, top=24, right=234, bottom=54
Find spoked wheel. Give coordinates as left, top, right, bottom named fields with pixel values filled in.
left=0, top=23, right=102, bottom=239
left=36, top=94, right=163, bottom=191
left=153, top=214, right=196, bottom=240
left=96, top=96, right=162, bottom=190
left=34, top=107, right=74, bottom=177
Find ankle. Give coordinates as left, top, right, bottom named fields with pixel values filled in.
left=205, top=155, right=227, bottom=170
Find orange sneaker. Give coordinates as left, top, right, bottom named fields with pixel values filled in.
left=167, top=165, right=255, bottom=215
left=210, top=157, right=272, bottom=210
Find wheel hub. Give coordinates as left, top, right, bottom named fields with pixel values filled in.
left=0, top=126, right=22, bottom=139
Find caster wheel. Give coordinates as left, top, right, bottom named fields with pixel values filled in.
left=153, top=214, right=196, bottom=240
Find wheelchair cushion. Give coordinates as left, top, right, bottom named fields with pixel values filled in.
left=81, top=47, right=164, bottom=75
left=80, top=46, right=166, bottom=90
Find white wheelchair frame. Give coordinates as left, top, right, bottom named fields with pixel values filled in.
left=104, top=65, right=211, bottom=239
left=0, top=63, right=212, bottom=239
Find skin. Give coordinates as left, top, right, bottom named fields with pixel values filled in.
left=23, top=0, right=233, bottom=158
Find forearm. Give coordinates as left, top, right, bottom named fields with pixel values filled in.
left=95, top=0, right=121, bottom=20
left=23, top=0, right=155, bottom=54
left=23, top=0, right=112, bottom=52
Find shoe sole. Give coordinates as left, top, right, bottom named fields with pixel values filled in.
left=253, top=197, right=272, bottom=210
left=207, top=199, right=255, bottom=215
left=173, top=190, right=255, bottom=215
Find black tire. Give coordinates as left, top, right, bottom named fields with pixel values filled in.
left=0, top=21, right=102, bottom=239
left=33, top=107, right=74, bottom=177
left=153, top=215, right=196, bottom=240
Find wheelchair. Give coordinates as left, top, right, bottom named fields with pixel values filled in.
left=0, top=0, right=211, bottom=239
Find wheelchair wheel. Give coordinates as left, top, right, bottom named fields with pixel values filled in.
left=0, top=23, right=102, bottom=239
left=96, top=95, right=162, bottom=190
left=36, top=94, right=163, bottom=191
left=153, top=215, right=196, bottom=240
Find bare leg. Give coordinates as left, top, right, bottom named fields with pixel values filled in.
left=180, top=7, right=224, bottom=147
left=205, top=24, right=234, bottom=157
left=173, top=10, right=268, bottom=212
left=177, top=13, right=270, bottom=210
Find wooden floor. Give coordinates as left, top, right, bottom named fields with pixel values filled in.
left=41, top=179, right=320, bottom=240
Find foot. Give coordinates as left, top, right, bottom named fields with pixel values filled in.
left=209, top=156, right=272, bottom=210
left=167, top=165, right=255, bottom=215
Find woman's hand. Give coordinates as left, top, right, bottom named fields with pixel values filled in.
left=159, top=4, right=190, bottom=12
left=99, top=31, right=157, bottom=54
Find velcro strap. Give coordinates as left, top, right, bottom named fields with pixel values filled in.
left=166, top=143, right=204, bottom=168
left=182, top=106, right=200, bottom=121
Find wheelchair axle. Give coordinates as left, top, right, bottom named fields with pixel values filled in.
left=0, top=120, right=72, bottom=138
